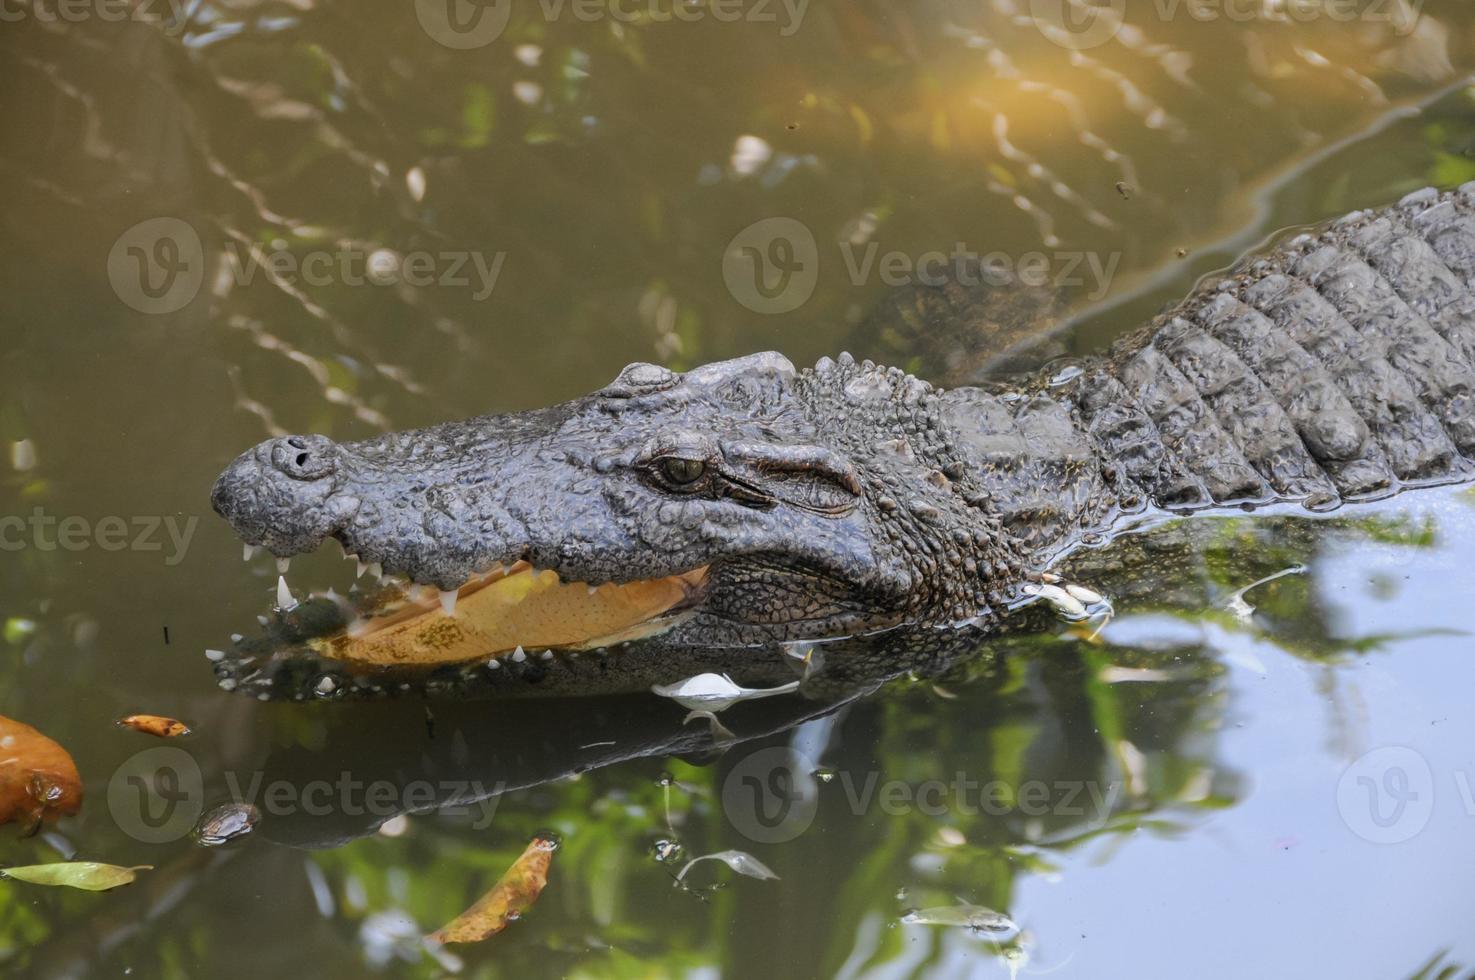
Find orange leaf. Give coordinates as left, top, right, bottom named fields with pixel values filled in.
left=429, top=836, right=557, bottom=944
left=0, top=715, right=82, bottom=830
left=116, top=715, right=191, bottom=739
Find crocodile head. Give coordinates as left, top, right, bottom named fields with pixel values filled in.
left=211, top=352, right=1023, bottom=663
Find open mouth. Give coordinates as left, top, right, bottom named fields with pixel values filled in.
left=304, top=560, right=711, bottom=669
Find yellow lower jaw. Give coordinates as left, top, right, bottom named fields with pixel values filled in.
left=310, top=564, right=708, bottom=668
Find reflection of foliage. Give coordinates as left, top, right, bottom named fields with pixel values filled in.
left=1408, top=950, right=1475, bottom=980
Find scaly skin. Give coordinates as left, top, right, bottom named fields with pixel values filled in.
left=211, top=184, right=1475, bottom=698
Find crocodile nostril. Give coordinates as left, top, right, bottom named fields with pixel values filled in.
left=269, top=435, right=337, bottom=481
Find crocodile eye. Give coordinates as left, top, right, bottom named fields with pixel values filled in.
left=660, top=457, right=706, bottom=486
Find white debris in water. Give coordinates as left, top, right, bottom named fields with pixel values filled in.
left=10, top=439, right=36, bottom=472
left=366, top=249, right=399, bottom=284
left=900, top=903, right=1017, bottom=935
left=729, top=134, right=772, bottom=176
left=675, top=849, right=779, bottom=883
left=1226, top=564, right=1307, bottom=623
left=651, top=673, right=800, bottom=712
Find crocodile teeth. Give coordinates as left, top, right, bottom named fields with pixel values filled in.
left=368, top=562, right=383, bottom=581
left=355, top=560, right=368, bottom=579
left=276, top=557, right=291, bottom=574
left=276, top=575, right=297, bottom=611
left=511, top=646, right=526, bottom=663
left=439, top=590, right=458, bottom=616
left=243, top=544, right=259, bottom=562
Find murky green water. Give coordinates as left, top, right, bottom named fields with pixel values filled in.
left=5, top=2, right=1475, bottom=977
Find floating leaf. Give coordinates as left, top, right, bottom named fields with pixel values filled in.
left=675, top=849, right=779, bottom=883
left=117, top=715, right=191, bottom=739
left=2, top=862, right=151, bottom=891
left=429, top=836, right=558, bottom=944
left=0, top=715, right=82, bottom=830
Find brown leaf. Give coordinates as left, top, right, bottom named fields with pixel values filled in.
left=116, top=715, right=191, bottom=739
left=429, top=836, right=558, bottom=944
left=0, top=715, right=82, bottom=831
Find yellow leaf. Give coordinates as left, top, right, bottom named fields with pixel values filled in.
left=429, top=837, right=558, bottom=944
left=117, top=715, right=191, bottom=739
left=2, top=862, right=151, bottom=891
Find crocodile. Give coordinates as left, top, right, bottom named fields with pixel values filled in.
left=211, top=184, right=1475, bottom=699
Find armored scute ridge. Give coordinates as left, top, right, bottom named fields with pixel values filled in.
left=210, top=185, right=1475, bottom=698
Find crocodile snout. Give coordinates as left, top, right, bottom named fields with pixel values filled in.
left=212, top=434, right=353, bottom=556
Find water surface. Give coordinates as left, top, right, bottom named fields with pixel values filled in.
left=4, top=3, right=1475, bottom=977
